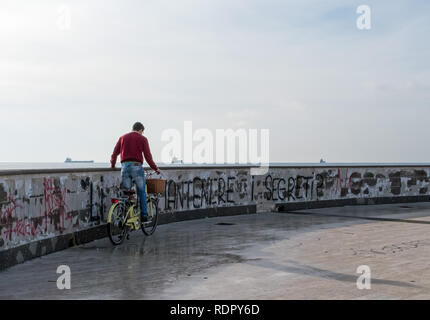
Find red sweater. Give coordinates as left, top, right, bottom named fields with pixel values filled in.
left=110, top=132, right=159, bottom=171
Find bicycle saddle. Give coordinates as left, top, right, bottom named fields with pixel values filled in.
left=122, top=189, right=136, bottom=195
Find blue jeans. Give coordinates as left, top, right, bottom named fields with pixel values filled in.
left=121, top=162, right=147, bottom=217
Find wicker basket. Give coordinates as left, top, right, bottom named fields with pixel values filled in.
left=146, top=178, right=166, bottom=194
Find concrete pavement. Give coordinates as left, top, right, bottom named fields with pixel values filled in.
left=1, top=202, right=430, bottom=299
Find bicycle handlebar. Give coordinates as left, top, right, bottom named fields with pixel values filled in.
left=146, top=170, right=167, bottom=179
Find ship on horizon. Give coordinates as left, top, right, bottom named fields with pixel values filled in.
left=64, top=157, right=94, bottom=163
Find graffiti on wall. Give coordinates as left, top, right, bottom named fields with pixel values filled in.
left=263, top=174, right=324, bottom=201
left=262, top=168, right=430, bottom=202
left=160, top=168, right=430, bottom=211
left=0, top=175, right=115, bottom=249
left=1, top=167, right=430, bottom=250
left=163, top=176, right=248, bottom=210
left=43, top=178, right=72, bottom=233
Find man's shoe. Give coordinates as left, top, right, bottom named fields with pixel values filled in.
left=141, top=215, right=151, bottom=223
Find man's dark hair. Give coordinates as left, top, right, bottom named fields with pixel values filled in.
left=132, top=122, right=145, bottom=132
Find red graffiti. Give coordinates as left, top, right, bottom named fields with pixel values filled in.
left=335, top=168, right=349, bottom=195
left=43, top=178, right=71, bottom=232
left=334, top=169, right=364, bottom=196
left=0, top=196, right=23, bottom=224
left=4, top=218, right=42, bottom=239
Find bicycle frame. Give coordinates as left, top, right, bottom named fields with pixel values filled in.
left=107, top=184, right=155, bottom=231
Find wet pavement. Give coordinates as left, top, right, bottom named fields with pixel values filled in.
left=1, top=202, right=430, bottom=299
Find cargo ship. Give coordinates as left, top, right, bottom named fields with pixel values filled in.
left=64, top=157, right=94, bottom=163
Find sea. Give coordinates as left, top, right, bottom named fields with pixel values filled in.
left=0, top=162, right=254, bottom=171
left=0, top=162, right=112, bottom=171
left=1, top=162, right=427, bottom=171
left=0, top=162, right=253, bottom=171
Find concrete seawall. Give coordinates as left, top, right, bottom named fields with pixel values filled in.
left=1, top=164, right=430, bottom=270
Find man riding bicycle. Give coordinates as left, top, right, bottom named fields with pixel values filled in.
left=110, top=122, right=161, bottom=222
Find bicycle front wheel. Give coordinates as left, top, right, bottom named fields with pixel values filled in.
left=141, top=197, right=159, bottom=236
left=107, top=202, right=128, bottom=245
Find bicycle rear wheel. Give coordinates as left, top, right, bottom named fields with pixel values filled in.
left=141, top=197, right=159, bottom=236
left=107, top=202, right=128, bottom=245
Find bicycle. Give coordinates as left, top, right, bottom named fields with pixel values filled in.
left=107, top=171, right=164, bottom=245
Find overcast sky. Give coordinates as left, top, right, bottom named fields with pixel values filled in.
left=0, top=0, right=429, bottom=164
